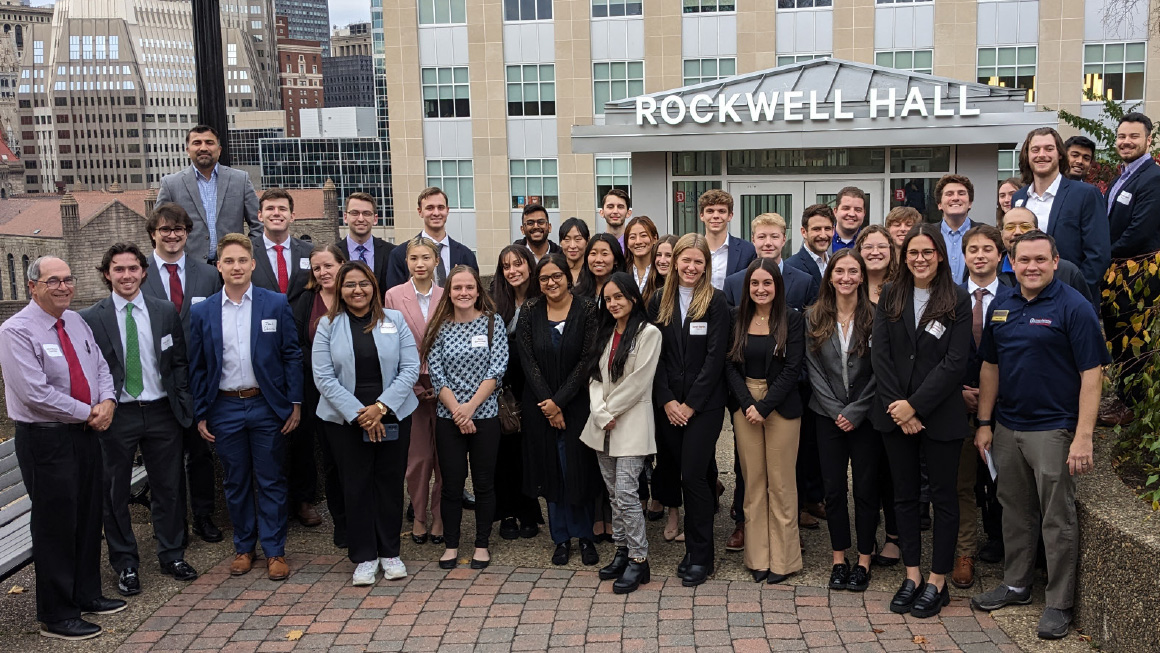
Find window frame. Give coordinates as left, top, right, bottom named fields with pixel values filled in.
left=506, top=63, right=556, bottom=117
left=1082, top=41, right=1146, bottom=104
left=510, top=158, right=560, bottom=209
left=976, top=45, right=1037, bottom=104
left=776, top=0, right=833, bottom=10
left=682, top=57, right=737, bottom=86
left=591, top=0, right=643, bottom=18
left=874, top=49, right=934, bottom=75
left=418, top=0, right=468, bottom=25
left=421, top=66, right=471, bottom=119
left=592, top=60, right=645, bottom=116
left=426, top=159, right=475, bottom=210
left=682, top=0, right=736, bottom=13
left=504, top=0, right=553, bottom=22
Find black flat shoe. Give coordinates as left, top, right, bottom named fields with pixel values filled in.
left=411, top=532, right=429, bottom=545
left=766, top=572, right=790, bottom=585
left=40, top=618, right=101, bottom=641
left=875, top=535, right=901, bottom=567
left=646, top=509, right=665, bottom=521
left=751, top=569, right=769, bottom=583
left=828, top=563, right=850, bottom=590
left=519, top=523, right=540, bottom=539
left=160, top=559, right=199, bottom=582
left=499, top=518, right=520, bottom=541
left=847, top=565, right=871, bottom=592
left=192, top=515, right=223, bottom=543
left=682, top=563, right=713, bottom=587
left=613, top=559, right=650, bottom=594
left=578, top=538, right=600, bottom=566
left=552, top=541, right=571, bottom=566
left=599, top=546, right=630, bottom=580
left=438, top=554, right=458, bottom=569
left=470, top=557, right=490, bottom=570
left=910, top=582, right=950, bottom=618
left=80, top=596, right=127, bottom=615
left=676, top=553, right=690, bottom=577
left=890, top=579, right=925, bottom=614
left=430, top=534, right=445, bottom=545
left=597, top=533, right=614, bottom=544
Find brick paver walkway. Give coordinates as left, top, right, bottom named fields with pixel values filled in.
left=114, top=554, right=1019, bottom=653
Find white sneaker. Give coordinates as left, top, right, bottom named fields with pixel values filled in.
left=352, top=560, right=379, bottom=586
left=380, top=557, right=407, bottom=580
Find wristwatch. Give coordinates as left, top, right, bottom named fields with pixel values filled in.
left=375, top=401, right=389, bottom=416
left=976, top=418, right=993, bottom=427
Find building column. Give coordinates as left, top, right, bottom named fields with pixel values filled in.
left=833, top=0, right=875, bottom=65
left=1035, top=0, right=1085, bottom=116
left=736, top=0, right=777, bottom=74
left=932, top=0, right=978, bottom=82
left=465, top=0, right=510, bottom=272
left=381, top=0, right=426, bottom=239
left=554, top=0, right=597, bottom=232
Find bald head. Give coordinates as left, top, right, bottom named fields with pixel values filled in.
left=1000, top=207, right=1038, bottom=251
left=1002, top=206, right=1037, bottom=228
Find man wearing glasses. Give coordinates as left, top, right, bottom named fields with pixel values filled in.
left=337, top=192, right=395, bottom=292
left=0, top=257, right=125, bottom=640
left=513, top=204, right=560, bottom=264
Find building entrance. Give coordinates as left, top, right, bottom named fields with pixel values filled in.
left=729, top=179, right=883, bottom=257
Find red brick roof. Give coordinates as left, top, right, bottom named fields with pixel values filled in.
left=0, top=138, right=18, bottom=163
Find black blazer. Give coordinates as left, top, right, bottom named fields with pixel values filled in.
left=648, top=288, right=731, bottom=414
left=250, top=235, right=312, bottom=297
left=1106, top=158, right=1160, bottom=258
left=723, top=263, right=819, bottom=311
left=869, top=283, right=972, bottom=441
left=79, top=294, right=194, bottom=428
left=725, top=307, right=805, bottom=419
left=140, top=255, right=222, bottom=339
left=385, top=232, right=478, bottom=289
left=291, top=288, right=325, bottom=416
left=337, top=235, right=396, bottom=293
left=784, top=245, right=823, bottom=288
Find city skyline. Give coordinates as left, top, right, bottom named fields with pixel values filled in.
left=29, top=0, right=371, bottom=28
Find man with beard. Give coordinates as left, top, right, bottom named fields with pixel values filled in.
left=513, top=204, right=560, bottom=263
left=1062, top=135, right=1096, bottom=181
left=600, top=189, right=632, bottom=253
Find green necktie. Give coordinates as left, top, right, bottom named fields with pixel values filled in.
left=124, top=303, right=143, bottom=398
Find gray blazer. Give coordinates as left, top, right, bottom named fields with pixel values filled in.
left=312, top=308, right=421, bottom=425
left=250, top=235, right=313, bottom=296
left=804, top=324, right=878, bottom=429
left=155, top=164, right=261, bottom=263
left=140, top=254, right=223, bottom=339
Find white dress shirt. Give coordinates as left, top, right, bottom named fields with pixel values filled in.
left=633, top=265, right=650, bottom=291
left=220, top=284, right=260, bottom=391
left=967, top=277, right=1000, bottom=316
left=412, top=278, right=434, bottom=321
left=424, top=230, right=452, bottom=274
left=709, top=235, right=730, bottom=290
left=805, top=246, right=828, bottom=277
left=263, top=234, right=292, bottom=281
left=678, top=285, right=693, bottom=324
left=154, top=252, right=186, bottom=302
left=1025, top=173, right=1061, bottom=234
left=113, top=292, right=165, bottom=402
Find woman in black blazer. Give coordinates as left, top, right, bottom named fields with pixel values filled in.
left=724, top=258, right=805, bottom=585
left=648, top=233, right=731, bottom=587
left=871, top=223, right=972, bottom=619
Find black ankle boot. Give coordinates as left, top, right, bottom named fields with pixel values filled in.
left=599, top=546, right=630, bottom=580
left=613, top=559, right=650, bottom=594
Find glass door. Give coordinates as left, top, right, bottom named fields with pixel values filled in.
left=804, top=180, right=884, bottom=227
left=729, top=181, right=805, bottom=260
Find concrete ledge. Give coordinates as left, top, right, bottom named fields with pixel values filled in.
left=1075, top=434, right=1160, bottom=651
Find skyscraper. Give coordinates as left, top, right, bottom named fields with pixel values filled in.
left=273, top=0, right=331, bottom=56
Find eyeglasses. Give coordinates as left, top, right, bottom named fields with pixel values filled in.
left=341, top=281, right=375, bottom=290
left=157, top=226, right=187, bottom=235
left=1001, top=223, right=1031, bottom=233
left=346, top=210, right=375, bottom=218
left=860, top=244, right=891, bottom=252
left=33, top=276, right=77, bottom=289
left=538, top=272, right=566, bottom=285
left=524, top=219, right=549, bottom=227
left=906, top=249, right=937, bottom=261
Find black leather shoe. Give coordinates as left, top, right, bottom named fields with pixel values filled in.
left=519, top=522, right=540, bottom=539
left=117, top=568, right=141, bottom=596
left=499, top=518, right=520, bottom=541
left=40, top=618, right=101, bottom=641
left=978, top=538, right=1005, bottom=564
left=766, top=572, right=790, bottom=585
left=681, top=563, right=713, bottom=587
left=599, top=547, right=630, bottom=580
left=462, top=489, right=476, bottom=509
left=192, top=515, right=223, bottom=543
left=160, top=559, right=199, bottom=582
left=411, top=532, right=429, bottom=545
left=578, top=538, right=599, bottom=566
left=676, top=553, right=690, bottom=577
left=552, top=541, right=571, bottom=566
left=910, top=582, right=950, bottom=618
left=613, top=559, right=650, bottom=594
left=430, top=534, right=445, bottom=545
left=828, top=563, right=849, bottom=590
left=81, top=596, right=128, bottom=615
left=470, top=557, right=490, bottom=570
left=847, top=565, right=871, bottom=592
left=890, top=579, right=925, bottom=614
left=438, top=555, right=458, bottom=569
left=751, top=569, right=769, bottom=583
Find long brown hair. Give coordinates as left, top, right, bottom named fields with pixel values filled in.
left=624, top=215, right=659, bottom=261
left=882, top=224, right=959, bottom=325
left=304, top=243, right=347, bottom=291
left=656, top=233, right=714, bottom=325
left=729, top=258, right=788, bottom=363
left=1018, top=127, right=1065, bottom=186
left=807, top=250, right=874, bottom=357
left=325, top=262, right=384, bottom=333
left=419, top=265, right=497, bottom=361
left=854, top=224, right=898, bottom=294
left=642, top=234, right=678, bottom=303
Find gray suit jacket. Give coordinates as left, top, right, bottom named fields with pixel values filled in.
left=140, top=254, right=223, bottom=340
left=250, top=235, right=312, bottom=296
left=803, top=321, right=878, bottom=428
left=155, top=164, right=261, bottom=263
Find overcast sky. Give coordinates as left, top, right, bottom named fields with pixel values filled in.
left=29, top=1, right=373, bottom=29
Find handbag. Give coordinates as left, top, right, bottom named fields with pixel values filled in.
left=487, top=313, right=522, bottom=435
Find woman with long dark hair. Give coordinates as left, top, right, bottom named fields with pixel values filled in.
left=517, top=253, right=603, bottom=566
left=624, top=216, right=659, bottom=292
left=573, top=232, right=627, bottom=299
left=559, top=217, right=590, bottom=282
left=724, top=258, right=804, bottom=584
left=871, top=224, right=972, bottom=618
left=490, top=244, right=545, bottom=540
left=855, top=225, right=898, bottom=305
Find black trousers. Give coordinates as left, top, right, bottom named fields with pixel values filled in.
left=795, top=406, right=824, bottom=506
left=286, top=419, right=319, bottom=506
left=816, top=419, right=883, bottom=556
left=651, top=407, right=683, bottom=508
left=494, top=429, right=542, bottom=525
left=881, top=428, right=963, bottom=574
left=435, top=416, right=500, bottom=549
left=14, top=422, right=103, bottom=623
left=181, top=423, right=216, bottom=518
left=317, top=418, right=345, bottom=528
left=324, top=417, right=410, bottom=563
left=657, top=406, right=725, bottom=566
left=99, top=400, right=185, bottom=572
left=879, top=453, right=899, bottom=536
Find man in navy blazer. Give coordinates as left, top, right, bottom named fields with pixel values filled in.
left=188, top=234, right=302, bottom=581
left=385, top=187, right=479, bottom=289
left=723, top=213, right=819, bottom=310
left=698, top=189, right=757, bottom=290
left=1106, top=113, right=1160, bottom=258
left=784, top=204, right=837, bottom=294
left=249, top=189, right=313, bottom=298
left=1010, top=128, right=1110, bottom=296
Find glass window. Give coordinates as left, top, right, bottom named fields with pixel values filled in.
left=510, top=158, right=559, bottom=209
left=672, top=151, right=721, bottom=176
left=595, top=156, right=632, bottom=207
left=673, top=180, right=720, bottom=235
left=505, top=0, right=553, bottom=20
left=776, top=53, right=830, bottom=66
left=889, top=178, right=939, bottom=223
left=592, top=0, right=643, bottom=18
left=427, top=160, right=475, bottom=209
left=69, top=36, right=80, bottom=60
left=682, top=57, right=736, bottom=86
left=776, top=0, right=832, bottom=8
left=227, top=43, right=237, bottom=66
left=422, top=66, right=471, bottom=118
left=977, top=46, right=1037, bottom=103
left=683, top=0, right=735, bottom=12
left=110, top=35, right=118, bottom=59
left=507, top=64, right=555, bottom=116
left=875, top=50, right=933, bottom=74
left=727, top=149, right=886, bottom=175
left=1083, top=42, right=1146, bottom=102
left=890, top=147, right=951, bottom=174
left=33, top=40, right=43, bottom=64
left=997, top=148, right=1018, bottom=180
left=593, top=60, right=644, bottom=115
left=876, top=0, right=932, bottom=3
left=418, top=0, right=467, bottom=25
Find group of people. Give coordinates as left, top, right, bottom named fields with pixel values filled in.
left=3, top=115, right=1156, bottom=642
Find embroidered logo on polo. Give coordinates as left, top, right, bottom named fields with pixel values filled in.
left=1029, top=318, right=1052, bottom=326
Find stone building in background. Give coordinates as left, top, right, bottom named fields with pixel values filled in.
left=275, top=14, right=324, bottom=138
left=323, top=22, right=373, bottom=109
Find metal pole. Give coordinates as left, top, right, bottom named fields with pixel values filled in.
left=191, top=0, right=230, bottom=165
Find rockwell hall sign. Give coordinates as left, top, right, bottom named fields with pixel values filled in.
left=634, top=85, right=981, bottom=126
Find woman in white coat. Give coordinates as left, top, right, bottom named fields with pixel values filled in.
left=581, top=271, right=662, bottom=594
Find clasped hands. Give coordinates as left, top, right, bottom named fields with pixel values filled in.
left=887, top=399, right=924, bottom=435
left=356, top=403, right=387, bottom=441
left=449, top=399, right=479, bottom=434
left=539, top=398, right=566, bottom=429
left=664, top=400, right=694, bottom=427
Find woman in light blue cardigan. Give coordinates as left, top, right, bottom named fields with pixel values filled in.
left=313, top=262, right=420, bottom=586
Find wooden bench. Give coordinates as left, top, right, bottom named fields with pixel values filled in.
left=0, top=437, right=149, bottom=581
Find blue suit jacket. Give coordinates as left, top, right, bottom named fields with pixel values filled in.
left=1105, top=158, right=1160, bottom=258
left=725, top=238, right=758, bottom=279
left=188, top=285, right=303, bottom=423
left=959, top=280, right=1017, bottom=388
left=723, top=262, right=819, bottom=311
left=1012, top=176, right=1110, bottom=293
left=385, top=232, right=479, bottom=290
left=784, top=245, right=823, bottom=290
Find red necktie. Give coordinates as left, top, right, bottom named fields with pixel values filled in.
left=274, top=244, right=289, bottom=293
left=165, top=263, right=183, bottom=313
left=55, top=318, right=91, bottom=405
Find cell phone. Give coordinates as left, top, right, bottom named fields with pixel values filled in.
left=362, top=423, right=400, bottom=443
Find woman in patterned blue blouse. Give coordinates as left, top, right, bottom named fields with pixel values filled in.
left=420, top=265, right=509, bottom=570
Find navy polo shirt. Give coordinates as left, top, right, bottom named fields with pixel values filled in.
left=979, top=278, right=1109, bottom=431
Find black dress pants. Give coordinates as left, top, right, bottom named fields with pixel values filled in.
left=14, top=422, right=103, bottom=623
left=795, top=406, right=824, bottom=506
left=324, top=417, right=410, bottom=563
left=657, top=406, right=725, bottom=566
left=650, top=407, right=683, bottom=509
left=881, top=428, right=963, bottom=574
left=317, top=418, right=346, bottom=528
left=435, top=416, right=500, bottom=549
left=286, top=419, right=319, bottom=506
left=816, top=419, right=883, bottom=555
left=181, top=424, right=216, bottom=518
left=494, top=429, right=542, bottom=525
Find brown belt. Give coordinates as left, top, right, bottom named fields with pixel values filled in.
left=220, top=387, right=261, bottom=399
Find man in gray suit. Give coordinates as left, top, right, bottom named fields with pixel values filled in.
left=155, top=125, right=261, bottom=264
left=80, top=243, right=199, bottom=597
left=141, top=203, right=225, bottom=544
left=250, top=189, right=313, bottom=298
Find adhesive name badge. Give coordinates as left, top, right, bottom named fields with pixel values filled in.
left=1117, top=190, right=1133, bottom=206
left=42, top=343, right=63, bottom=357
left=689, top=322, right=708, bottom=336
left=1014, top=199, right=1026, bottom=208
left=299, top=258, right=310, bottom=270
left=924, top=320, right=946, bottom=339
left=381, top=322, right=398, bottom=334
left=191, top=296, right=206, bottom=305
left=470, top=334, right=489, bottom=348
left=991, top=310, right=1008, bottom=323
left=261, top=319, right=278, bottom=333
left=161, top=334, right=174, bottom=351
left=1029, top=318, right=1053, bottom=326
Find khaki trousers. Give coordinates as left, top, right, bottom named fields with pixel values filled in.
left=734, top=379, right=803, bottom=575
left=955, top=436, right=979, bottom=557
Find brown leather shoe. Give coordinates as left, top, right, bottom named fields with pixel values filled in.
left=230, top=552, right=254, bottom=576
left=951, top=556, right=975, bottom=589
left=804, top=502, right=827, bottom=520
left=267, top=556, right=290, bottom=581
left=725, top=525, right=745, bottom=552
left=798, top=510, right=819, bottom=529
left=297, top=502, right=322, bottom=527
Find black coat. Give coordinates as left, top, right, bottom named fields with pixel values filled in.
left=337, top=235, right=396, bottom=294
left=869, top=283, right=972, bottom=441
left=291, top=288, right=325, bottom=419
left=647, top=289, right=731, bottom=413
left=725, top=307, right=805, bottom=419
left=515, top=295, right=601, bottom=503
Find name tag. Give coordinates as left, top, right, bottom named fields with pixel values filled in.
left=1013, top=199, right=1025, bottom=208
left=161, top=334, right=173, bottom=351
left=470, top=334, right=488, bottom=348
left=191, top=296, right=206, bottom=305
left=1029, top=318, right=1053, bottom=326
left=689, top=322, right=708, bottom=336
left=991, top=310, right=1008, bottom=323
left=299, top=258, right=310, bottom=270
left=43, top=343, right=63, bottom=357
left=924, top=320, right=946, bottom=339
left=381, top=322, right=398, bottom=334
left=261, top=319, right=278, bottom=333
left=1117, top=191, right=1133, bottom=206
